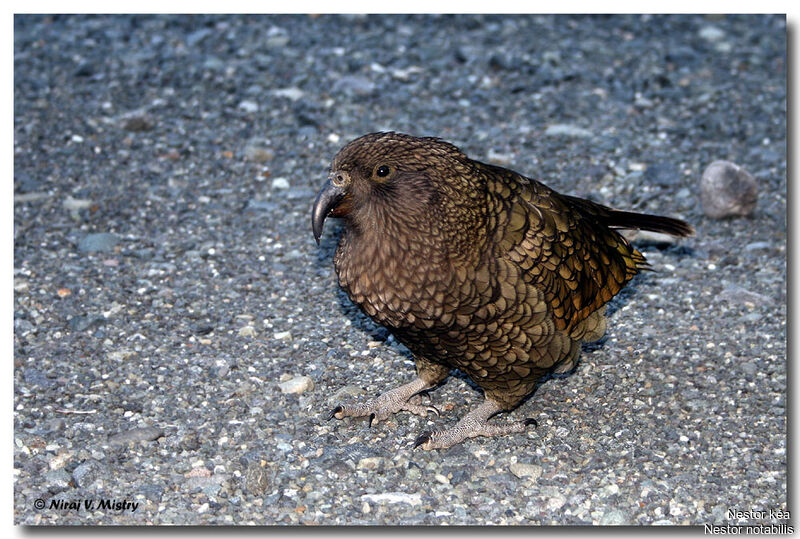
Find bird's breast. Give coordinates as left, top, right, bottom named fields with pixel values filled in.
left=334, top=230, right=455, bottom=330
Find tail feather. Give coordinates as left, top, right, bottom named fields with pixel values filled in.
left=605, top=209, right=695, bottom=237
left=563, top=194, right=694, bottom=237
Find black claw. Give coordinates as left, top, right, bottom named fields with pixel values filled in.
left=524, top=418, right=539, bottom=428
left=328, top=406, right=343, bottom=420
left=426, top=405, right=441, bottom=417
left=368, top=413, right=376, bottom=428
left=413, top=432, right=431, bottom=449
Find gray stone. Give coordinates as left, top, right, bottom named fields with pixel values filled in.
left=740, top=362, right=758, bottom=376
left=108, top=426, right=165, bottom=446
left=271, top=177, right=290, bottom=190
left=699, top=25, right=726, bottom=42
left=599, top=509, right=630, bottom=525
left=700, top=160, right=758, bottom=218
left=271, top=87, right=304, bottom=101
left=332, top=75, right=376, bottom=97
left=361, top=492, right=422, bottom=506
left=509, top=462, right=543, bottom=481
left=44, top=469, right=72, bottom=493
left=238, top=100, right=259, bottom=113
left=72, top=459, right=104, bottom=488
left=243, top=141, right=275, bottom=162
left=744, top=241, right=772, bottom=252
left=78, top=233, right=120, bottom=253
left=244, top=462, right=270, bottom=496
left=119, top=112, right=155, bottom=132
left=67, top=314, right=106, bottom=332
left=138, top=484, right=165, bottom=503
left=544, top=124, right=593, bottom=138
left=718, top=284, right=772, bottom=307
left=278, top=375, right=314, bottom=394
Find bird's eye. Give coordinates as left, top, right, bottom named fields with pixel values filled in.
left=376, top=165, right=391, bottom=178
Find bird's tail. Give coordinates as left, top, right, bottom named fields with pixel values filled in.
left=563, top=194, right=694, bottom=237
left=603, top=209, right=695, bottom=237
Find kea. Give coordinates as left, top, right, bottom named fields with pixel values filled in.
left=311, top=132, right=693, bottom=450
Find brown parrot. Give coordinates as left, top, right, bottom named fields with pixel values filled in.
left=312, top=132, right=693, bottom=449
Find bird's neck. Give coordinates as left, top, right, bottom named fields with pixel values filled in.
left=347, top=197, right=445, bottom=261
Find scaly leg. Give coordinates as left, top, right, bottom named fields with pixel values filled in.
left=328, top=376, right=440, bottom=426
left=413, top=399, right=537, bottom=450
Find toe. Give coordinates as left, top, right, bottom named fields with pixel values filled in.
left=413, top=432, right=432, bottom=450
left=328, top=405, right=344, bottom=420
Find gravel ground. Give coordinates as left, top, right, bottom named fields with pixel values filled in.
left=13, top=14, right=786, bottom=526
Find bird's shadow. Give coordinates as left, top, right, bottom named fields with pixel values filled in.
left=314, top=219, right=344, bottom=264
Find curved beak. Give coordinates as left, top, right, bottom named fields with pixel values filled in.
left=311, top=178, right=346, bottom=245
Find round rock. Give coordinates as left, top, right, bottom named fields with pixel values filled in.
left=699, top=160, right=758, bottom=218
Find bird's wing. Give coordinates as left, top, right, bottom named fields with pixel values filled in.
left=488, top=168, right=647, bottom=332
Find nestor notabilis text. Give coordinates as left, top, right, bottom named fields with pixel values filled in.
left=312, top=132, right=693, bottom=449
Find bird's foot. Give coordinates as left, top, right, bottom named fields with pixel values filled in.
left=413, top=399, right=537, bottom=450
left=328, top=377, right=439, bottom=426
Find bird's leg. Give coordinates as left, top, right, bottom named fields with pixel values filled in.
left=328, top=377, right=440, bottom=426
left=413, top=399, right=537, bottom=450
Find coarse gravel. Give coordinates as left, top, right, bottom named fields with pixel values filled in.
left=13, top=14, right=786, bottom=526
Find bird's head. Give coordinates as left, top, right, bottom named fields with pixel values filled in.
left=311, top=132, right=466, bottom=244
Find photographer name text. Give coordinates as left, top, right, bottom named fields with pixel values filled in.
left=42, top=498, right=139, bottom=513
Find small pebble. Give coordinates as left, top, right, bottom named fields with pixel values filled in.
left=14, top=278, right=29, bottom=293
left=78, top=232, right=120, bottom=253
left=238, top=100, right=259, bottom=113
left=631, top=230, right=680, bottom=245
left=271, top=177, right=290, bottom=190
left=68, top=314, right=105, bottom=332
left=698, top=25, right=726, bottom=42
left=509, top=462, right=543, bottom=481
left=119, top=112, right=155, bottom=132
left=332, top=75, right=375, bottom=97
left=278, top=375, right=314, bottom=394
left=72, top=459, right=104, bottom=488
left=718, top=284, right=772, bottom=307
left=544, top=124, right=593, bottom=138
left=238, top=326, right=257, bottom=338
left=487, top=148, right=514, bottom=166
left=244, top=142, right=275, bottom=163
left=45, top=469, right=72, bottom=492
left=744, top=241, right=771, bottom=251
left=740, top=361, right=758, bottom=376
left=361, top=492, right=422, bottom=506
left=244, top=462, right=270, bottom=496
left=56, top=288, right=72, bottom=298
left=63, top=196, right=92, bottom=211
left=108, top=426, right=165, bottom=446
left=357, top=457, right=383, bottom=470
left=434, top=473, right=450, bottom=485
left=271, top=87, right=304, bottom=101
left=599, top=509, right=630, bottom=525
